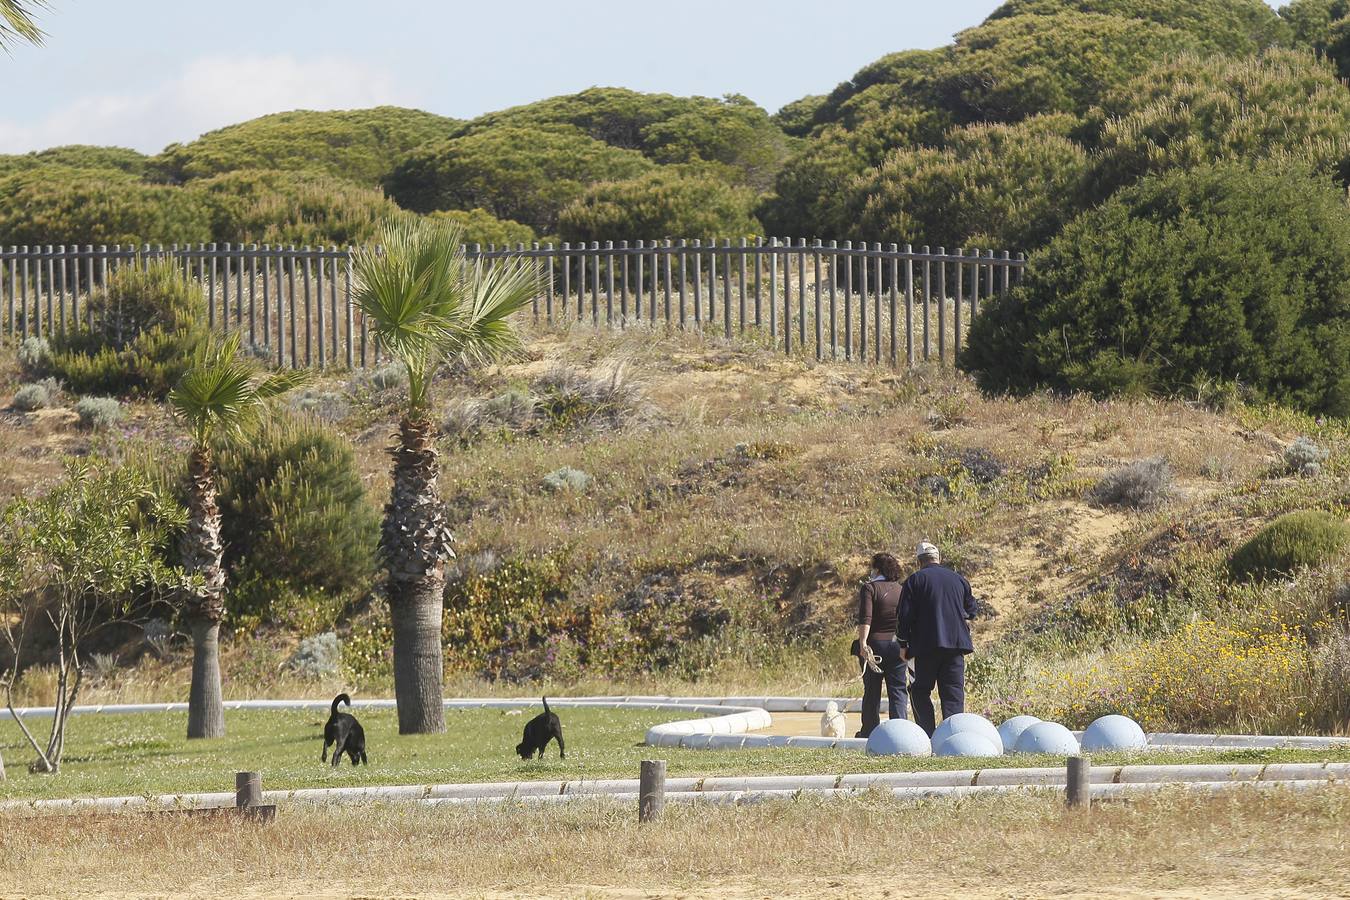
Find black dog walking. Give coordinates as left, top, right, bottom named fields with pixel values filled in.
left=516, top=697, right=566, bottom=760
left=322, top=693, right=368, bottom=766
left=898, top=541, right=978, bottom=737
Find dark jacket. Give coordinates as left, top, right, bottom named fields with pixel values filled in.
left=897, top=564, right=977, bottom=655
left=856, top=579, right=902, bottom=640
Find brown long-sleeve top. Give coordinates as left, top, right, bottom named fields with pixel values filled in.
left=856, top=579, right=903, bottom=642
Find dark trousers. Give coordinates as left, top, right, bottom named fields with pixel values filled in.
left=909, top=649, right=966, bottom=737
left=859, top=639, right=908, bottom=738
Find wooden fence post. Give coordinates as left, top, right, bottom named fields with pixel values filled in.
left=1066, top=756, right=1091, bottom=811
left=235, top=771, right=262, bottom=808
left=639, top=759, right=666, bottom=823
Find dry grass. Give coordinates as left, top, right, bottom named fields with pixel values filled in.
left=2, top=787, right=1348, bottom=898
left=4, top=326, right=1348, bottom=731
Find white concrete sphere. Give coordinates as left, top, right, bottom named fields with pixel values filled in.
left=1081, top=714, right=1148, bottom=752
left=934, top=731, right=1002, bottom=758
left=997, top=715, right=1042, bottom=751
left=1012, top=721, right=1081, bottom=755
left=931, top=713, right=1004, bottom=755
left=865, top=718, right=933, bottom=757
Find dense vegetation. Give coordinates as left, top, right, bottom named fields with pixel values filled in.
left=155, top=107, right=459, bottom=186
left=962, top=163, right=1350, bottom=415
left=36, top=260, right=210, bottom=397
left=3, top=1, right=1343, bottom=416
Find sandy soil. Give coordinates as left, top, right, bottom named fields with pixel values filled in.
left=755, top=709, right=859, bottom=737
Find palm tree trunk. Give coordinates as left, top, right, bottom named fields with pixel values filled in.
left=183, top=445, right=226, bottom=739
left=384, top=415, right=452, bottom=734
left=187, top=618, right=225, bottom=738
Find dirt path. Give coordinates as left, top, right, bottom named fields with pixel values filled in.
left=65, top=878, right=1348, bottom=899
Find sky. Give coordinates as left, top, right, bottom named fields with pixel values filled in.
left=0, top=0, right=1285, bottom=155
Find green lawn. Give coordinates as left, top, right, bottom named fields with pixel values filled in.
left=3, top=708, right=1349, bottom=801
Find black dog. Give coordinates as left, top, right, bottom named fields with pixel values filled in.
left=516, top=696, right=565, bottom=760
left=321, top=693, right=367, bottom=767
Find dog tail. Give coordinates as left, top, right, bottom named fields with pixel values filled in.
left=331, top=693, right=351, bottom=715
left=541, top=696, right=550, bottom=715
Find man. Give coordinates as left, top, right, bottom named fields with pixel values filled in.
left=897, top=541, right=977, bottom=737
left=853, top=552, right=908, bottom=738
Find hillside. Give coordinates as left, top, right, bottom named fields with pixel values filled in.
left=2, top=324, right=1345, bottom=735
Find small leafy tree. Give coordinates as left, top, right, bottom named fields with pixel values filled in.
left=168, top=333, right=307, bottom=739
left=0, top=460, right=186, bottom=774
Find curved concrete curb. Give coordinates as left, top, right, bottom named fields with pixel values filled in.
left=3, top=696, right=1349, bottom=755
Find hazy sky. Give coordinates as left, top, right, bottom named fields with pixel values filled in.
left=0, top=0, right=1284, bottom=155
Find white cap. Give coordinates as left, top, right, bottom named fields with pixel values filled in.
left=916, top=541, right=940, bottom=562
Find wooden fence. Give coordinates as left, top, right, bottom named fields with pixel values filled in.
left=0, top=240, right=1025, bottom=369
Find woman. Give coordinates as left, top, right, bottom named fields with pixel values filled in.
left=853, top=551, right=909, bottom=738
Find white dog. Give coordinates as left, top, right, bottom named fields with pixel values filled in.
left=820, top=700, right=847, bottom=739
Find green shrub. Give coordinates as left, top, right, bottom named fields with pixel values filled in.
left=12, top=379, right=57, bottom=411
left=154, top=106, right=459, bottom=185
left=45, top=260, right=208, bottom=398
left=531, top=364, right=650, bottom=432
left=961, top=163, right=1350, bottom=416
left=383, top=126, right=653, bottom=233
left=442, top=388, right=538, bottom=445
left=759, top=108, right=951, bottom=238
left=1085, top=50, right=1350, bottom=199
left=74, top=396, right=122, bottom=430
left=987, top=0, right=1288, bottom=54
left=1282, top=0, right=1350, bottom=79
left=188, top=168, right=403, bottom=246
left=348, top=360, right=406, bottom=394
left=0, top=165, right=213, bottom=245
left=460, top=87, right=789, bottom=183
left=213, top=413, right=380, bottom=630
left=772, top=94, right=827, bottom=138
left=1229, top=510, right=1350, bottom=582
left=0, top=145, right=151, bottom=180
left=442, top=554, right=579, bottom=678
left=287, top=631, right=340, bottom=679
left=558, top=168, right=761, bottom=243
left=541, top=467, right=592, bottom=493
left=931, top=12, right=1206, bottom=124
left=16, top=336, right=49, bottom=375
left=1284, top=436, right=1330, bottom=476
left=848, top=114, right=1088, bottom=250
left=1089, top=458, right=1172, bottom=510
left=636, top=95, right=790, bottom=190
left=427, top=208, right=536, bottom=248
left=807, top=48, right=950, bottom=135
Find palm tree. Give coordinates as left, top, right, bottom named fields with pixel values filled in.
left=1, top=1, right=48, bottom=49
left=168, top=332, right=307, bottom=739
left=353, top=218, right=538, bottom=734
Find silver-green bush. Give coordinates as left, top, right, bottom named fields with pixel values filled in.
left=74, top=396, right=123, bottom=430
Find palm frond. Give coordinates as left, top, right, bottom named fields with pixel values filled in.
left=354, top=217, right=537, bottom=411
left=168, top=332, right=308, bottom=446
left=1, top=0, right=47, bottom=50
left=448, top=256, right=539, bottom=366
